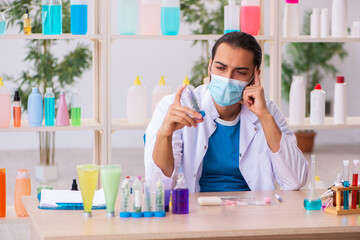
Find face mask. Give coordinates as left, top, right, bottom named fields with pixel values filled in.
left=208, top=73, right=253, bottom=107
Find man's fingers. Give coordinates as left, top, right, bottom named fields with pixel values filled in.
left=253, top=66, right=261, bottom=87
left=172, top=110, right=198, bottom=127
left=173, top=85, right=187, bottom=105
left=174, top=105, right=203, bottom=119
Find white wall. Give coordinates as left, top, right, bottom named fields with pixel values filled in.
left=1, top=0, right=360, bottom=151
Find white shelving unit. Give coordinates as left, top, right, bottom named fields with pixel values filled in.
left=1, top=0, right=360, bottom=165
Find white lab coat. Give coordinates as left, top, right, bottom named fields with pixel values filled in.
left=144, top=84, right=308, bottom=192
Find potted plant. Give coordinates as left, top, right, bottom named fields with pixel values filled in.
left=0, top=0, right=92, bottom=181
left=265, top=10, right=348, bottom=152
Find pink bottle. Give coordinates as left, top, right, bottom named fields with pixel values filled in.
left=0, top=77, right=11, bottom=128
left=56, top=91, right=70, bottom=126
left=240, top=0, right=261, bottom=36
left=140, top=0, right=161, bottom=35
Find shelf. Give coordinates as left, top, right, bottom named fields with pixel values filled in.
left=288, top=117, right=360, bottom=130
left=111, top=34, right=275, bottom=41
left=0, top=119, right=103, bottom=133
left=112, top=119, right=151, bottom=131
left=281, top=36, right=360, bottom=43
left=0, top=34, right=104, bottom=40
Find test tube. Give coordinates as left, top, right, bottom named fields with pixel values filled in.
left=143, top=180, right=154, bottom=217
left=343, top=160, right=350, bottom=210
left=131, top=178, right=143, bottom=218
left=120, top=177, right=131, bottom=218
left=351, top=160, right=359, bottom=209
left=182, top=85, right=205, bottom=118
left=154, top=178, right=165, bottom=217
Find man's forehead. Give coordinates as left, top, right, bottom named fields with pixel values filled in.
left=214, top=43, right=254, bottom=67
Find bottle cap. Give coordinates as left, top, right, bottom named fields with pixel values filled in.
left=71, top=179, right=78, bottom=190
left=16, top=169, right=30, bottom=179
left=32, top=87, right=39, bottom=93
left=154, top=211, right=165, bottom=217
left=336, top=76, right=345, bottom=83
left=314, top=84, right=322, bottom=90
left=286, top=0, right=298, bottom=3
left=354, top=160, right=359, bottom=166
left=228, top=0, right=236, bottom=5
left=131, top=212, right=143, bottom=218
left=315, top=176, right=320, bottom=181
left=292, top=76, right=303, bottom=82
left=343, top=160, right=349, bottom=166
left=120, top=212, right=131, bottom=218
left=312, top=8, right=320, bottom=15
left=134, top=76, right=142, bottom=85
left=14, top=91, right=20, bottom=101
left=183, top=76, right=190, bottom=85
left=46, top=88, right=53, bottom=93
left=0, top=77, right=3, bottom=87
left=159, top=76, right=168, bottom=85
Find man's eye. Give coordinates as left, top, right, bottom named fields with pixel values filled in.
left=216, top=66, right=225, bottom=71
left=237, top=72, right=247, bottom=75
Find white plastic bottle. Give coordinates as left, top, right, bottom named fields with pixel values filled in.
left=320, top=8, right=329, bottom=38
left=331, top=0, right=348, bottom=38
left=310, top=84, right=325, bottom=125
left=0, top=77, right=11, bottom=128
left=310, top=8, right=320, bottom=38
left=127, top=76, right=147, bottom=124
left=283, top=0, right=299, bottom=37
left=334, top=76, right=347, bottom=124
left=224, top=0, right=240, bottom=34
left=152, top=76, right=171, bottom=114
left=181, top=76, right=195, bottom=90
left=289, top=76, right=305, bottom=125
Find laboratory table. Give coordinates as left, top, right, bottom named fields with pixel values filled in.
left=22, top=190, right=360, bottom=240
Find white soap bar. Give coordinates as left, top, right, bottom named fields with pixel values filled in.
left=197, top=197, right=222, bottom=206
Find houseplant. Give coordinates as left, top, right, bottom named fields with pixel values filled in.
left=0, top=0, right=92, bottom=180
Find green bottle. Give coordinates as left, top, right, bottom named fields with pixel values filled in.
left=71, top=89, right=81, bottom=126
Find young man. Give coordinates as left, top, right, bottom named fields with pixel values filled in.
left=145, top=32, right=308, bottom=192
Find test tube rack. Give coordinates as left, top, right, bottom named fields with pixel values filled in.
left=324, top=186, right=360, bottom=215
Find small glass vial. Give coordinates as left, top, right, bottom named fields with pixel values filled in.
left=172, top=173, right=189, bottom=214
left=131, top=177, right=143, bottom=218
left=120, top=177, right=131, bottom=218
left=143, top=180, right=154, bottom=217
left=154, top=177, right=165, bottom=217
left=182, top=85, right=205, bottom=118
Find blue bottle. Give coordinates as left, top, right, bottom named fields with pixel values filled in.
left=71, top=0, right=87, bottom=35
left=161, top=0, right=180, bottom=36
left=0, top=11, right=6, bottom=35
left=118, top=0, right=138, bottom=35
left=44, top=88, right=55, bottom=126
left=42, top=0, right=62, bottom=35
left=28, top=87, right=43, bottom=127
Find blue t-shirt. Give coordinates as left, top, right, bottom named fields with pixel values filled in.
left=199, top=114, right=250, bottom=192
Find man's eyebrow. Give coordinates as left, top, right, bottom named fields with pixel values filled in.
left=214, top=61, right=249, bottom=70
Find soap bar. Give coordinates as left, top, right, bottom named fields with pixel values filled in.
left=197, top=197, right=222, bottom=206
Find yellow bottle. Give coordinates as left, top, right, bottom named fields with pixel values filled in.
left=24, top=9, right=31, bottom=35
left=77, top=164, right=99, bottom=217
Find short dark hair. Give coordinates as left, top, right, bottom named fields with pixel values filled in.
left=211, top=32, right=262, bottom=69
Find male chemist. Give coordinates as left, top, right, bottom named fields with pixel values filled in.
left=144, top=32, right=308, bottom=192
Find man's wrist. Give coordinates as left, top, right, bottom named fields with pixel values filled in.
left=258, top=110, right=273, bottom=123
left=157, top=128, right=173, bottom=139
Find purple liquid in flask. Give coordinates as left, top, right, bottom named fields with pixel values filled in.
left=172, top=173, right=189, bottom=214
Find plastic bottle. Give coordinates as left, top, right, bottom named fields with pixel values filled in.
left=71, top=89, right=81, bottom=126
left=0, top=11, right=6, bottom=35
left=42, top=0, right=62, bottom=35
left=118, top=0, right=138, bottom=35
left=283, top=0, right=299, bottom=37
left=120, top=177, right=131, bottom=218
left=161, top=0, right=180, bottom=36
left=0, top=78, right=11, bottom=128
left=24, top=9, right=32, bottom=35
left=152, top=76, right=172, bottom=113
left=331, top=0, right=348, bottom=38
left=13, top=91, right=21, bottom=128
left=56, top=91, right=70, bottom=126
left=127, top=76, right=147, bottom=124
left=334, top=76, right=347, bottom=124
left=71, top=0, right=88, bottom=35
left=140, top=0, right=161, bottom=35
left=182, top=76, right=195, bottom=90
left=172, top=173, right=189, bottom=214
left=0, top=169, right=5, bottom=218
left=240, top=0, right=261, bottom=36
left=44, top=88, right=55, bottom=126
left=155, top=177, right=165, bottom=217
left=224, top=0, right=240, bottom=34
left=310, top=8, right=320, bottom=38
left=310, top=84, right=325, bottom=125
left=28, top=87, right=43, bottom=127
left=131, top=178, right=143, bottom=218
left=14, top=169, right=31, bottom=217
left=351, top=21, right=360, bottom=38
left=320, top=8, right=329, bottom=38
left=289, top=76, right=305, bottom=125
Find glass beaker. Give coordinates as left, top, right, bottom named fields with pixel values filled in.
left=77, top=164, right=99, bottom=217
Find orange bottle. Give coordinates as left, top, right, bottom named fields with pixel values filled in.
left=14, top=169, right=31, bottom=217
left=0, top=169, right=5, bottom=217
